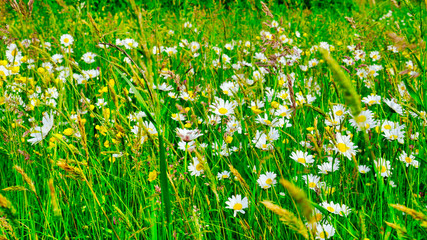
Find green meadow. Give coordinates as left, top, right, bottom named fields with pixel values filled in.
left=0, top=0, right=426, bottom=239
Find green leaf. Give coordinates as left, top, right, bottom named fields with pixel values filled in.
left=113, top=66, right=172, bottom=228
left=402, top=77, right=422, bottom=107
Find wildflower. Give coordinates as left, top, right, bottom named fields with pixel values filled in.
left=217, top=171, right=231, bottom=180
left=362, top=95, right=381, bottom=106
left=384, top=98, right=403, bottom=115
left=177, top=141, right=196, bottom=152
left=302, top=174, right=320, bottom=190
left=317, top=158, right=340, bottom=174
left=398, top=151, right=418, bottom=168
left=383, top=127, right=405, bottom=144
left=188, top=157, right=204, bottom=176
left=358, top=165, right=371, bottom=174
left=209, top=98, right=237, bottom=116
left=314, top=223, right=336, bottom=239
left=122, top=38, right=138, bottom=49
left=176, top=128, right=203, bottom=142
left=290, top=150, right=315, bottom=167
left=82, top=52, right=96, bottom=64
left=60, top=34, right=74, bottom=47
left=189, top=42, right=200, bottom=52
left=257, top=172, right=277, bottom=189
left=374, top=158, right=392, bottom=177
left=28, top=112, right=54, bottom=145
left=225, top=195, right=248, bottom=217
left=332, top=133, right=357, bottom=160
left=370, top=51, right=381, bottom=61
left=148, top=170, right=158, bottom=182
left=350, top=110, right=377, bottom=131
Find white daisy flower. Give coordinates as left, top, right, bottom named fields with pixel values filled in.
left=225, top=195, right=248, bottom=217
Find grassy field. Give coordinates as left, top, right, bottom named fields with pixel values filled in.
left=1, top=0, right=427, bottom=239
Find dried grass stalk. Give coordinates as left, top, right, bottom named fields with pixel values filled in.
left=260, top=1, right=274, bottom=18
left=229, top=165, right=250, bottom=190
left=320, top=49, right=361, bottom=117
left=280, top=179, right=313, bottom=221
left=2, top=186, right=27, bottom=192
left=261, top=200, right=309, bottom=239
left=385, top=221, right=407, bottom=237
left=13, top=165, right=36, bottom=194
left=390, top=204, right=427, bottom=222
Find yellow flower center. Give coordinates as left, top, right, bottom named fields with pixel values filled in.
left=222, top=174, right=228, bottom=179
left=390, top=135, right=398, bottom=140
left=223, top=90, right=229, bottom=95
left=11, top=49, right=18, bottom=56
left=309, top=182, right=316, bottom=188
left=368, top=100, right=376, bottom=105
left=262, top=144, right=267, bottom=149
left=335, top=110, right=343, bottom=116
left=196, top=163, right=203, bottom=171
left=218, top=107, right=228, bottom=115
left=327, top=206, right=335, bottom=212
left=381, top=166, right=387, bottom=173
left=233, top=203, right=243, bottom=211
left=337, top=143, right=349, bottom=153
left=64, top=38, right=69, bottom=43
left=319, top=231, right=329, bottom=239
left=384, top=125, right=392, bottom=130
left=405, top=157, right=412, bottom=163
left=266, top=178, right=273, bottom=185
left=297, top=158, right=306, bottom=164
left=356, top=115, right=366, bottom=123
left=263, top=119, right=271, bottom=125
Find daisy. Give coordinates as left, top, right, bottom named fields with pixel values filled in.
left=60, top=34, right=74, bottom=47
left=358, top=165, right=371, bottom=174
left=384, top=98, right=403, bottom=115
left=176, top=128, right=203, bottom=142
left=320, top=201, right=340, bottom=214
left=225, top=195, right=248, bottom=217
left=154, top=83, right=173, bottom=91
left=252, top=133, right=273, bottom=151
left=210, top=98, right=237, bottom=116
left=177, top=141, right=196, bottom=152
left=51, top=54, right=64, bottom=64
left=332, top=104, right=347, bottom=119
left=332, top=133, right=357, bottom=160
left=122, top=38, right=138, bottom=49
left=217, top=171, right=231, bottom=180
left=189, top=41, right=200, bottom=52
left=374, top=158, right=392, bottom=177
left=82, top=52, right=96, bottom=64
left=383, top=128, right=405, bottom=144
left=220, top=81, right=239, bottom=96
left=370, top=51, right=381, bottom=61
left=337, top=204, right=352, bottom=217
left=171, top=113, right=186, bottom=121
left=257, top=172, right=277, bottom=189
left=350, top=109, right=377, bottom=131
left=398, top=151, right=417, bottom=168
left=188, top=157, right=204, bottom=176
left=314, top=223, right=336, bottom=239
left=142, top=121, right=158, bottom=136
left=290, top=150, right=315, bottom=166
left=317, top=158, right=340, bottom=174
left=362, top=94, right=381, bottom=106
left=28, top=112, right=54, bottom=145
left=302, top=174, right=320, bottom=190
